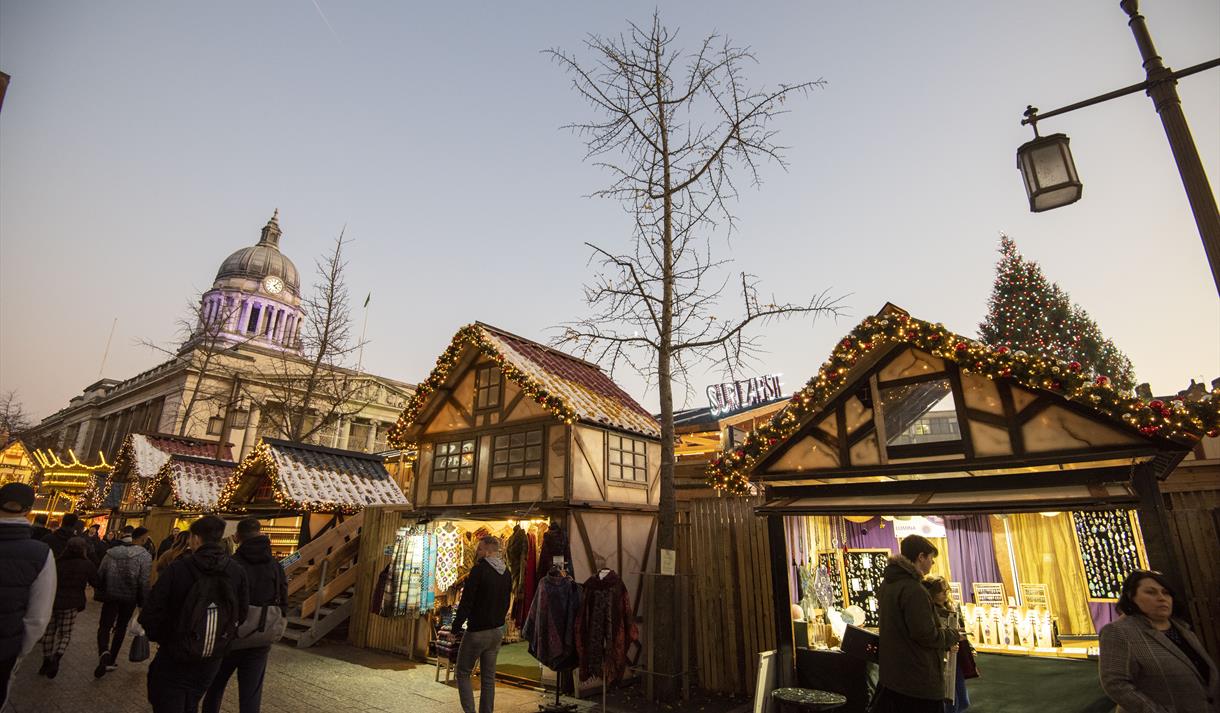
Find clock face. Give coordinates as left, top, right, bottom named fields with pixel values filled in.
left=262, top=276, right=285, bottom=295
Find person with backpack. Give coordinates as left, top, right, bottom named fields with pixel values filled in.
left=0, top=482, right=56, bottom=711
left=38, top=536, right=98, bottom=679
left=140, top=515, right=248, bottom=713
left=41, top=512, right=81, bottom=558
left=202, top=518, right=287, bottom=713
left=94, top=525, right=152, bottom=678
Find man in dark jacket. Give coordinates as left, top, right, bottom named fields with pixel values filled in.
left=0, top=482, right=55, bottom=710
left=202, top=518, right=286, bottom=713
left=94, top=525, right=152, bottom=677
left=140, top=515, right=248, bottom=713
left=84, top=523, right=107, bottom=565
left=41, top=512, right=80, bottom=558
left=157, top=528, right=180, bottom=558
left=453, top=535, right=512, bottom=713
left=29, top=513, right=51, bottom=542
left=875, top=535, right=954, bottom=713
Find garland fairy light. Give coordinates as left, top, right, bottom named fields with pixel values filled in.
left=706, top=312, right=1220, bottom=495
left=387, top=324, right=579, bottom=450
left=219, top=441, right=377, bottom=515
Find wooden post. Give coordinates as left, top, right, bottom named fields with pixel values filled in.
left=1132, top=463, right=1186, bottom=594
left=766, top=514, right=794, bottom=688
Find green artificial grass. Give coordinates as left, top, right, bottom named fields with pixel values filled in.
left=495, top=640, right=543, bottom=681
left=967, top=653, right=1112, bottom=713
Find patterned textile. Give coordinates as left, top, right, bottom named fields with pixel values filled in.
left=40, top=609, right=77, bottom=658
left=523, top=574, right=582, bottom=671
left=536, top=524, right=573, bottom=589
left=575, top=570, right=637, bottom=684
left=517, top=532, right=538, bottom=629
left=436, top=523, right=461, bottom=591
left=384, top=524, right=437, bottom=616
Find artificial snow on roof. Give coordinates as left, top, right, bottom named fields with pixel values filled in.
left=118, top=433, right=232, bottom=480
left=161, top=456, right=235, bottom=510
left=264, top=440, right=407, bottom=509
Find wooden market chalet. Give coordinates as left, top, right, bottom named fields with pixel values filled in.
left=703, top=304, right=1220, bottom=691
left=358, top=323, right=663, bottom=668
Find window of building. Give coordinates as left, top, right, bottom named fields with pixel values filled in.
left=491, top=429, right=543, bottom=479
left=349, top=422, right=372, bottom=451
left=230, top=409, right=249, bottom=430
left=247, top=305, right=261, bottom=334
left=608, top=434, right=648, bottom=483
left=207, top=416, right=225, bottom=435
left=880, top=378, right=961, bottom=447
left=475, top=365, right=502, bottom=411
left=432, top=438, right=476, bottom=484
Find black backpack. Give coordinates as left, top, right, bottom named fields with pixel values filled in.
left=178, top=561, right=241, bottom=661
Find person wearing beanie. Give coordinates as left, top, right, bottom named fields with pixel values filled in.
left=0, top=482, right=56, bottom=710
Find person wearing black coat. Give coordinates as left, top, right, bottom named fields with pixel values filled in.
left=202, top=519, right=287, bottom=713
left=37, top=537, right=98, bottom=679
left=140, top=516, right=249, bottom=713
left=41, top=513, right=81, bottom=558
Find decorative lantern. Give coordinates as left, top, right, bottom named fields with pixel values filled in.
left=1017, top=132, right=1082, bottom=212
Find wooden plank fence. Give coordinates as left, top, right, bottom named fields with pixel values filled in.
left=1165, top=488, right=1220, bottom=658
left=677, top=496, right=775, bottom=697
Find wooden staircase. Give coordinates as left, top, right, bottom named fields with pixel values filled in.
left=279, top=512, right=364, bottom=648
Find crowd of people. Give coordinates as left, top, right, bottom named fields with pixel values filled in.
left=873, top=534, right=1218, bottom=713
left=0, top=482, right=288, bottom=713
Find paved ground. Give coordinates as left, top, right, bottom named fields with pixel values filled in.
left=6, top=600, right=592, bottom=713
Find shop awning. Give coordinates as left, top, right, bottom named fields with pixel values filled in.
left=756, top=469, right=1140, bottom=516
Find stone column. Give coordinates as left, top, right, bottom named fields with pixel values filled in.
left=240, top=405, right=261, bottom=460
left=336, top=418, right=350, bottom=450
left=366, top=422, right=377, bottom=452
left=237, top=299, right=251, bottom=333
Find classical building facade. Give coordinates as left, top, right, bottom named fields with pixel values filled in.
left=27, top=212, right=413, bottom=465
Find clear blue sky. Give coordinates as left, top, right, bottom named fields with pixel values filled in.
left=2, top=1, right=1218, bottom=421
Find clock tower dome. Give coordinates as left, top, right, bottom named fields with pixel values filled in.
left=197, top=210, right=306, bottom=353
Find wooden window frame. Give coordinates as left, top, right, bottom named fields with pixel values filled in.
left=431, top=437, right=477, bottom=485
left=606, top=432, right=648, bottom=484
left=490, top=427, right=545, bottom=481
left=474, top=364, right=503, bottom=412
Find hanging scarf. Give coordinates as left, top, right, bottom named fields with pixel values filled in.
left=435, top=523, right=462, bottom=591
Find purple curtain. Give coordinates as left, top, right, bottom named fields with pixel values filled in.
left=845, top=517, right=896, bottom=552
left=944, top=514, right=1003, bottom=604
left=785, top=516, right=808, bottom=603
left=1088, top=601, right=1118, bottom=633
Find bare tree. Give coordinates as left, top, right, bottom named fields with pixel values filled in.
left=548, top=15, right=840, bottom=696
left=0, top=390, right=32, bottom=443
left=253, top=229, right=370, bottom=445
left=138, top=295, right=251, bottom=436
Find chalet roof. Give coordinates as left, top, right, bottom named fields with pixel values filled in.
left=223, top=438, right=407, bottom=513
left=389, top=323, right=660, bottom=447
left=151, top=455, right=236, bottom=511
left=707, top=304, right=1220, bottom=495
left=114, top=433, right=233, bottom=481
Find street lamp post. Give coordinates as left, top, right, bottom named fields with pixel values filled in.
left=1017, top=0, right=1220, bottom=296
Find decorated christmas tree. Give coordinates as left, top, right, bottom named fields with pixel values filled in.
left=979, top=235, right=1136, bottom=391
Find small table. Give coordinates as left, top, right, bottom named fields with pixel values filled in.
left=771, top=687, right=848, bottom=712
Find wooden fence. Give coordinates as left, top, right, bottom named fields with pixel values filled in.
left=348, top=505, right=430, bottom=657
left=678, top=496, right=776, bottom=697
left=1164, top=486, right=1220, bottom=658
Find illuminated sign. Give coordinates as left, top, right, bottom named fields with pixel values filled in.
left=707, top=374, right=783, bottom=417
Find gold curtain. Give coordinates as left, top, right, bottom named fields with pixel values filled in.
left=928, top=537, right=951, bottom=581
left=1000, top=513, right=1095, bottom=635
left=808, top=516, right=836, bottom=554
left=989, top=517, right=1018, bottom=604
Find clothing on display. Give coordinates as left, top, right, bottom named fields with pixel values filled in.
left=523, top=571, right=582, bottom=672
left=381, top=524, right=437, bottom=616
left=435, top=523, right=462, bottom=592
left=536, top=523, right=573, bottom=588
left=515, top=532, right=538, bottom=629
left=575, top=569, right=637, bottom=684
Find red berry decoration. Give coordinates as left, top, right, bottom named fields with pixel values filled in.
left=1160, top=408, right=1172, bottom=418
left=928, top=333, right=941, bottom=341
left=734, top=449, right=745, bottom=458
left=841, top=339, right=853, bottom=349
left=955, top=342, right=968, bottom=352
left=995, top=346, right=1010, bottom=355
left=1139, top=426, right=1159, bottom=436
left=1068, top=361, right=1082, bottom=372
left=1050, top=380, right=1063, bottom=391
left=1095, top=375, right=1110, bottom=387
left=1000, top=368, right=1012, bottom=377
left=1148, top=399, right=1164, bottom=411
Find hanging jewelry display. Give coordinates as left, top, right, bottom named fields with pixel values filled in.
left=1070, top=510, right=1145, bottom=601
left=842, top=549, right=889, bottom=627
left=434, top=522, right=462, bottom=591
left=814, top=550, right=846, bottom=610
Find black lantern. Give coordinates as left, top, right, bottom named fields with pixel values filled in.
left=1017, top=132, right=1082, bottom=212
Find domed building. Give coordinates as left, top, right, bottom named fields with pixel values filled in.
left=201, top=210, right=305, bottom=352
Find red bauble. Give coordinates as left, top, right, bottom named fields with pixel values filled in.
left=768, top=438, right=778, bottom=446
left=1160, top=408, right=1172, bottom=418
left=1095, top=375, right=1110, bottom=387
left=1051, top=380, right=1063, bottom=391
left=955, top=342, right=968, bottom=352
left=1000, top=368, right=1012, bottom=377
left=1068, top=361, right=1082, bottom=372
left=841, top=339, right=853, bottom=349
left=1139, top=426, right=1159, bottom=436
left=995, top=346, right=1010, bottom=355
left=928, top=333, right=941, bottom=342
left=1148, top=399, right=1165, bottom=411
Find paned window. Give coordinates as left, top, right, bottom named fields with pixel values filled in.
left=607, top=434, right=648, bottom=483
left=207, top=416, right=225, bottom=435
left=475, top=365, right=502, bottom=410
left=432, top=438, right=476, bottom=484
left=491, top=429, right=543, bottom=479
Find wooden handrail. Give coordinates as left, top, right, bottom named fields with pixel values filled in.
left=284, top=511, right=364, bottom=580
left=287, top=536, right=362, bottom=598
left=300, top=565, right=359, bottom=618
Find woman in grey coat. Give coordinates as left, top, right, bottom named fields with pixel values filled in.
left=1099, top=570, right=1218, bottom=713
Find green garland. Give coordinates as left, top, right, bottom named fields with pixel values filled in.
left=706, top=312, right=1220, bottom=495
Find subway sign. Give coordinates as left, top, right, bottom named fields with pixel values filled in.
left=707, top=374, right=784, bottom=417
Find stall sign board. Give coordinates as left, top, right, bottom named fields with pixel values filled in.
left=843, top=549, right=890, bottom=627
left=949, top=581, right=963, bottom=605
left=815, top=550, right=846, bottom=610
left=973, top=582, right=1006, bottom=608
left=707, top=374, right=783, bottom=417
left=1020, top=583, right=1051, bottom=612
